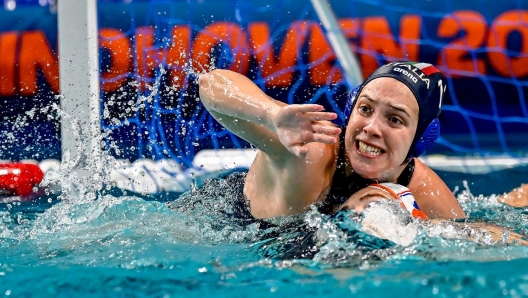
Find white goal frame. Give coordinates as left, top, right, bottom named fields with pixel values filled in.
left=57, top=0, right=101, bottom=177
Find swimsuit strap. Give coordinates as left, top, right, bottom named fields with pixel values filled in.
left=397, top=158, right=415, bottom=186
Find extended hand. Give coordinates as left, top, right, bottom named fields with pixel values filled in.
left=271, top=104, right=341, bottom=157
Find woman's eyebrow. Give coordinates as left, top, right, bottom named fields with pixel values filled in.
left=362, top=94, right=412, bottom=118
left=388, top=103, right=412, bottom=118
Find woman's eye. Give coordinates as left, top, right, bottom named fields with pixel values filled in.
left=389, top=117, right=403, bottom=125
left=358, top=106, right=370, bottom=114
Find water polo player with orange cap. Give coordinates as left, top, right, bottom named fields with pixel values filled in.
left=198, top=61, right=465, bottom=221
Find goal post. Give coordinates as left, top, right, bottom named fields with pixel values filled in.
left=57, top=0, right=101, bottom=178
left=310, top=0, right=363, bottom=88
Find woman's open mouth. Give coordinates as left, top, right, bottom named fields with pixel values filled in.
left=356, top=140, right=385, bottom=157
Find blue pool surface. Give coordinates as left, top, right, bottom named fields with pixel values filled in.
left=1, top=166, right=528, bottom=297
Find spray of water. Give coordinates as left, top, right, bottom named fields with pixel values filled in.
left=1, top=55, right=528, bottom=275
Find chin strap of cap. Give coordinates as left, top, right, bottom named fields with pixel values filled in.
left=367, top=182, right=428, bottom=220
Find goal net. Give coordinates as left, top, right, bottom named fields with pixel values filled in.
left=1, top=0, right=527, bottom=172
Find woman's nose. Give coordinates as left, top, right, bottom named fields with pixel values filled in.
left=362, top=116, right=383, bottom=137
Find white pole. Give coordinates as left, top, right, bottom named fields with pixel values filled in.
left=310, top=0, right=363, bottom=88
left=57, top=0, right=101, bottom=178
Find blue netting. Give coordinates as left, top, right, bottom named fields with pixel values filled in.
left=4, top=0, right=525, bottom=163
left=95, top=0, right=528, bottom=167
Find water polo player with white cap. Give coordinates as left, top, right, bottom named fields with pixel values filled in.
left=198, top=61, right=464, bottom=221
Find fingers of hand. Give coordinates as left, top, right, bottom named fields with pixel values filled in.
left=299, top=129, right=337, bottom=144
left=305, top=111, right=338, bottom=121
left=291, top=104, right=325, bottom=113
left=312, top=133, right=338, bottom=144
left=312, top=124, right=341, bottom=136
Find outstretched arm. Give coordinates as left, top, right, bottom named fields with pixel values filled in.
left=198, top=69, right=341, bottom=158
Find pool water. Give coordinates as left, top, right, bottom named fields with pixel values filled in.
left=1, top=164, right=528, bottom=297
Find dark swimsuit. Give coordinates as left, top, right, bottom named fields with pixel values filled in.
left=169, top=128, right=415, bottom=224
left=166, top=129, right=412, bottom=259
left=224, top=127, right=416, bottom=220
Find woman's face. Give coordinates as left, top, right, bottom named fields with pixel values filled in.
left=345, top=77, right=419, bottom=180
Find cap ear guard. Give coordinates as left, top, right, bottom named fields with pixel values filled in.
left=408, top=118, right=440, bottom=159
